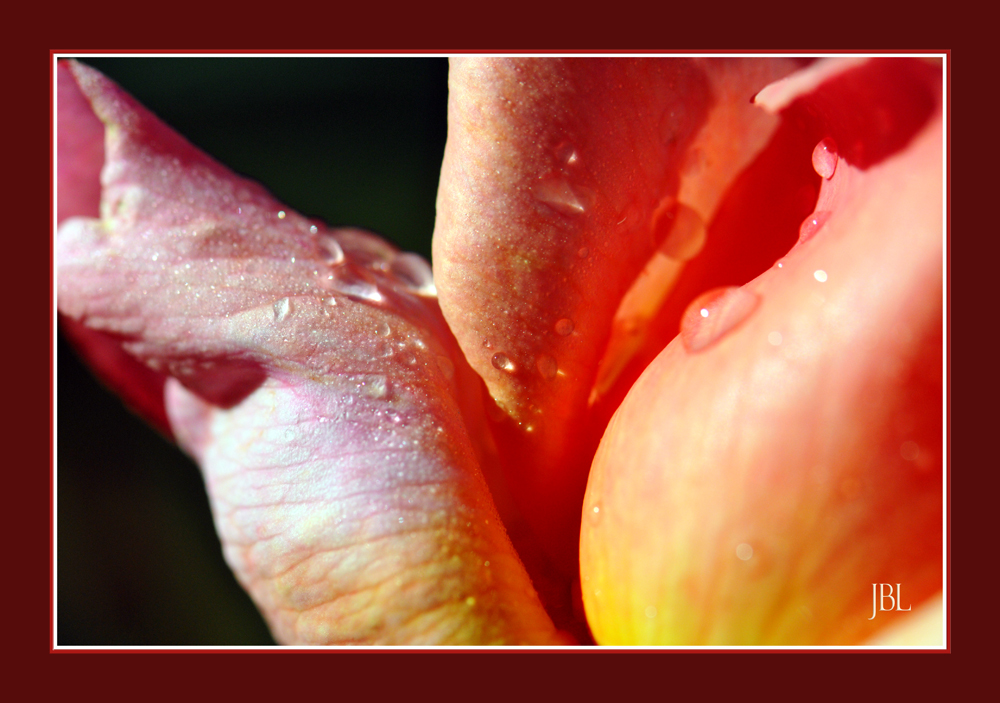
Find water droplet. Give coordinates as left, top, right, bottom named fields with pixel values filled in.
left=388, top=251, right=437, bottom=296
left=768, top=331, right=783, bottom=346
left=277, top=210, right=287, bottom=219
left=436, top=354, right=455, bottom=382
left=900, top=440, right=920, bottom=462
left=309, top=224, right=319, bottom=234
left=465, top=596, right=476, bottom=607
left=655, top=201, right=707, bottom=261
left=534, top=177, right=593, bottom=217
left=376, top=321, right=391, bottom=337
left=360, top=375, right=388, bottom=399
left=577, top=246, right=590, bottom=259
left=491, top=352, right=516, bottom=373
left=680, top=287, right=761, bottom=353
left=799, top=211, right=832, bottom=243
left=555, top=140, right=579, bottom=167
left=333, top=269, right=384, bottom=303
left=554, top=318, right=574, bottom=336
left=536, top=353, right=558, bottom=380
left=736, top=543, right=754, bottom=561
left=775, top=261, right=784, bottom=269
left=318, top=234, right=345, bottom=266
left=814, top=269, right=828, bottom=283
left=812, top=138, right=839, bottom=180
left=645, top=605, right=658, bottom=619
left=337, top=228, right=396, bottom=268
left=272, top=297, right=292, bottom=322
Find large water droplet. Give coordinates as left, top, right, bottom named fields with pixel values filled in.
left=337, top=228, right=397, bottom=268
left=358, top=374, right=388, bottom=399
left=272, top=297, right=292, bottom=322
left=655, top=201, right=707, bottom=261
left=491, top=352, right=516, bottom=373
left=680, top=286, right=761, bottom=353
left=436, top=354, right=455, bottom=382
left=318, top=234, right=345, bottom=266
left=536, top=353, right=558, bottom=380
left=389, top=252, right=437, bottom=296
left=332, top=268, right=384, bottom=303
left=554, top=140, right=580, bottom=167
left=555, top=318, right=574, bottom=336
left=799, top=211, right=832, bottom=243
left=534, top=177, right=593, bottom=217
left=812, top=138, right=839, bottom=180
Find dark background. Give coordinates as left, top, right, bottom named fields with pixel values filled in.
left=57, top=56, right=449, bottom=645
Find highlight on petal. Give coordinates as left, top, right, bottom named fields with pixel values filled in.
left=56, top=59, right=564, bottom=645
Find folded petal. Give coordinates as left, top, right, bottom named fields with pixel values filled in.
left=57, top=60, right=563, bottom=644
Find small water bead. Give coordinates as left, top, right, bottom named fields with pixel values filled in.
left=388, top=251, right=437, bottom=296
left=555, top=140, right=580, bottom=167
left=656, top=201, right=707, bottom=262
left=577, top=246, right=590, bottom=259
left=814, top=269, right=828, bottom=283
left=812, top=138, right=839, bottom=180
left=491, top=352, right=516, bottom=373
left=768, top=331, right=783, bottom=346
left=899, top=440, right=920, bottom=462
left=272, top=297, right=292, bottom=322
left=337, top=228, right=397, bottom=268
left=318, top=234, right=345, bottom=266
left=534, top=176, right=593, bottom=217
left=277, top=210, right=286, bottom=219
left=359, top=375, right=388, bottom=399
left=798, top=210, right=832, bottom=243
left=536, top=353, right=558, bottom=380
left=333, top=269, right=384, bottom=303
left=736, top=543, right=754, bottom=561
left=554, top=318, right=574, bottom=336
left=435, top=354, right=455, bottom=382
left=680, top=286, right=761, bottom=353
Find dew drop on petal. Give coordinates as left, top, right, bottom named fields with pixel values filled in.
left=534, top=177, right=593, bottom=216
left=736, top=543, right=754, bottom=561
left=812, top=138, right=839, bottom=180
left=657, top=202, right=707, bottom=261
left=436, top=354, right=455, bottom=382
left=272, top=297, right=292, bottom=322
left=814, top=269, right=828, bottom=283
left=361, top=375, right=388, bottom=399
left=388, top=251, right=437, bottom=296
left=491, top=352, right=516, bottom=373
left=555, top=318, right=574, bottom=336
left=799, top=210, right=832, bottom=243
left=536, top=353, right=558, bottom=380
left=577, top=246, right=590, bottom=259
left=333, top=268, right=384, bottom=303
left=680, top=286, right=761, bottom=353
left=318, top=234, right=345, bottom=266
left=900, top=440, right=920, bottom=462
